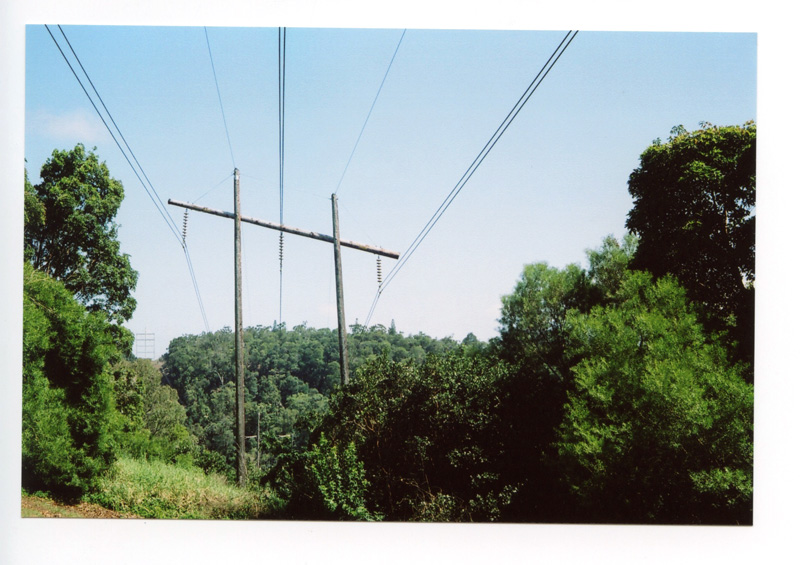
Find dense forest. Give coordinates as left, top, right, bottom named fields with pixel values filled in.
left=22, top=122, right=755, bottom=524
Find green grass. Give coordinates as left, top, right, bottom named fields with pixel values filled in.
left=87, top=456, right=269, bottom=519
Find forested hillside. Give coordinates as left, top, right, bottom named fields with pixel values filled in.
left=160, top=323, right=465, bottom=480
left=22, top=123, right=755, bottom=524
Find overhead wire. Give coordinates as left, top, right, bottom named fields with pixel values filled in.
left=278, top=27, right=287, bottom=226
left=334, top=29, right=406, bottom=196
left=364, top=30, right=579, bottom=327
left=48, top=25, right=183, bottom=244
left=277, top=27, right=287, bottom=325
left=192, top=171, right=235, bottom=204
left=46, top=25, right=210, bottom=332
left=204, top=27, right=237, bottom=169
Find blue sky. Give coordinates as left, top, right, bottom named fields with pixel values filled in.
left=22, top=26, right=756, bottom=356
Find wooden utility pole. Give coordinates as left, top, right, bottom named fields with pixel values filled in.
left=169, top=183, right=398, bottom=478
left=331, top=194, right=350, bottom=385
left=233, top=168, right=246, bottom=487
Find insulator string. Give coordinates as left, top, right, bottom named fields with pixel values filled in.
left=182, top=209, right=189, bottom=244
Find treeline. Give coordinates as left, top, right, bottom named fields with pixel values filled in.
left=160, top=322, right=468, bottom=479
left=22, top=123, right=755, bottom=524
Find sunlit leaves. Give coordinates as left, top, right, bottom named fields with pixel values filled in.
left=25, top=144, right=138, bottom=331
left=558, top=271, right=753, bottom=523
left=626, top=122, right=756, bottom=370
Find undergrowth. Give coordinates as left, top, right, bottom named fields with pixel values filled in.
left=87, top=456, right=271, bottom=519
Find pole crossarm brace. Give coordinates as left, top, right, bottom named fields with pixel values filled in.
left=168, top=199, right=400, bottom=260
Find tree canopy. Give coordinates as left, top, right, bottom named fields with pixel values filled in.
left=256, top=235, right=753, bottom=524
left=25, top=144, right=138, bottom=331
left=22, top=128, right=755, bottom=525
left=558, top=270, right=753, bottom=523
left=626, top=123, right=755, bottom=368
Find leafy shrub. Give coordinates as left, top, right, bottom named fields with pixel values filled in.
left=265, top=432, right=377, bottom=521
left=22, top=264, right=117, bottom=499
left=557, top=272, right=753, bottom=524
left=326, top=351, right=511, bottom=521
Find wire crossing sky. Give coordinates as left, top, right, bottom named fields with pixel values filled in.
left=23, top=26, right=757, bottom=356
left=278, top=27, right=287, bottom=324
left=44, top=23, right=212, bottom=333
left=205, top=27, right=237, bottom=170
left=334, top=28, right=406, bottom=196
left=364, top=29, right=578, bottom=326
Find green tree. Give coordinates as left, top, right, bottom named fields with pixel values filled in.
left=558, top=271, right=753, bottom=524
left=494, top=261, right=598, bottom=521
left=626, top=122, right=756, bottom=369
left=160, top=322, right=465, bottom=478
left=586, top=233, right=639, bottom=301
left=25, top=144, right=138, bottom=339
left=111, top=359, right=196, bottom=463
left=22, top=263, right=118, bottom=498
left=498, top=262, right=597, bottom=381
left=324, top=350, right=512, bottom=521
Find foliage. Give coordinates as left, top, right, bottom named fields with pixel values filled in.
left=498, top=261, right=597, bottom=381
left=161, top=323, right=462, bottom=479
left=586, top=233, right=639, bottom=301
left=24, top=144, right=138, bottom=352
left=307, top=434, right=372, bottom=519
left=158, top=234, right=752, bottom=525
left=88, top=456, right=268, bottom=519
left=322, top=350, right=512, bottom=521
left=22, top=263, right=118, bottom=499
left=492, top=235, right=752, bottom=524
left=493, top=254, right=614, bottom=521
left=557, top=271, right=753, bottom=524
left=626, top=122, right=756, bottom=369
left=265, top=432, right=375, bottom=521
left=110, top=359, right=196, bottom=464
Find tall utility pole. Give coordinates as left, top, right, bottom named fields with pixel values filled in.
left=169, top=181, right=399, bottom=481
left=331, top=194, right=350, bottom=385
left=233, top=169, right=246, bottom=487
left=170, top=194, right=399, bottom=380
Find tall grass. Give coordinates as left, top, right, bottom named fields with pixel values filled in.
left=88, top=456, right=269, bottom=519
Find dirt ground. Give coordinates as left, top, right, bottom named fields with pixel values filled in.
left=21, top=494, right=137, bottom=519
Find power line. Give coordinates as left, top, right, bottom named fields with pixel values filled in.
left=381, top=30, right=579, bottom=291
left=192, top=172, right=235, bottom=204
left=55, top=25, right=185, bottom=244
left=278, top=27, right=287, bottom=225
left=334, top=29, right=406, bottom=196
left=277, top=27, right=287, bottom=324
left=183, top=245, right=210, bottom=331
left=204, top=27, right=236, bottom=169
left=45, top=25, right=211, bottom=333
left=45, top=25, right=184, bottom=245
left=364, top=30, right=579, bottom=326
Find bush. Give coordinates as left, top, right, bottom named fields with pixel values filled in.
left=557, top=272, right=753, bottom=524
left=265, top=432, right=377, bottom=521
left=325, top=351, right=511, bottom=521
left=22, top=264, right=117, bottom=499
